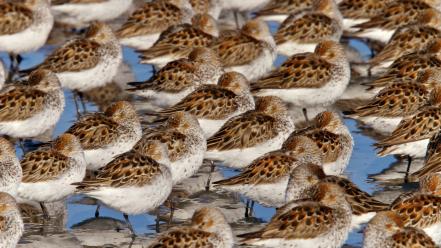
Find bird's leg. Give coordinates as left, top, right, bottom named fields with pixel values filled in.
left=18, top=139, right=26, bottom=154
left=94, top=204, right=101, bottom=218
left=404, top=155, right=412, bottom=183
left=155, top=207, right=161, bottom=233
left=73, top=91, right=82, bottom=119
left=205, top=160, right=215, bottom=191
left=123, top=213, right=136, bottom=237
left=234, top=10, right=240, bottom=29
left=77, top=91, right=87, bottom=114
left=40, top=202, right=49, bottom=220
left=302, top=108, right=309, bottom=123
left=249, top=200, right=255, bottom=217
left=245, top=199, right=250, bottom=218
left=168, top=199, right=174, bottom=228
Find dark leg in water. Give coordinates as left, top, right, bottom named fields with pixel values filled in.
left=123, top=213, right=136, bottom=237
left=404, top=155, right=412, bottom=183
left=155, top=207, right=161, bottom=233
left=205, top=160, right=215, bottom=191
left=40, top=202, right=49, bottom=219
left=94, top=204, right=101, bottom=218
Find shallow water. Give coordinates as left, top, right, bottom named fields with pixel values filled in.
left=0, top=18, right=419, bottom=248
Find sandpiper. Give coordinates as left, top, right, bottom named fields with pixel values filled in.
left=363, top=211, right=437, bottom=248
left=51, top=0, right=133, bottom=28
left=26, top=22, right=122, bottom=92
left=139, top=13, right=219, bottom=68
left=0, top=192, right=24, bottom=248
left=116, top=0, right=195, bottom=50
left=205, top=96, right=295, bottom=169
left=66, top=101, right=142, bottom=170
left=147, top=207, right=234, bottom=248
left=0, top=0, right=53, bottom=74
left=0, top=138, right=21, bottom=197
left=146, top=72, right=254, bottom=138
left=256, top=0, right=313, bottom=23
left=17, top=134, right=86, bottom=217
left=251, top=40, right=350, bottom=121
left=238, top=182, right=352, bottom=248
left=210, top=19, right=276, bottom=81
left=134, top=112, right=206, bottom=184
left=74, top=140, right=172, bottom=236
left=128, top=47, right=224, bottom=107
left=0, top=69, right=64, bottom=140
left=275, top=0, right=343, bottom=56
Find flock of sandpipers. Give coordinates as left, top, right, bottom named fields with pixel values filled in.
left=1, top=0, right=441, bottom=247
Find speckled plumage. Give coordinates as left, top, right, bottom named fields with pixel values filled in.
left=66, top=101, right=142, bottom=170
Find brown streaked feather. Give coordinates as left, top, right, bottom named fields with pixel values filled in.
left=65, top=113, right=120, bottom=150
left=322, top=176, right=388, bottom=215
left=38, top=39, right=101, bottom=72
left=252, top=53, right=332, bottom=90
left=390, top=193, right=441, bottom=229
left=0, top=2, right=33, bottom=35
left=148, top=227, right=216, bottom=248
left=140, top=26, right=215, bottom=60
left=116, top=2, right=183, bottom=38
left=338, top=0, right=392, bottom=19
left=207, top=111, right=277, bottom=151
left=136, top=131, right=188, bottom=161
left=304, top=130, right=343, bottom=163
left=353, top=1, right=431, bottom=31
left=75, top=151, right=163, bottom=189
left=376, top=107, right=441, bottom=147
left=0, top=87, right=46, bottom=121
left=275, top=13, right=337, bottom=44
left=370, top=26, right=441, bottom=65
left=411, top=131, right=441, bottom=179
left=213, top=151, right=296, bottom=186
left=21, top=150, right=70, bottom=183
left=51, top=0, right=107, bottom=4
left=241, top=202, right=335, bottom=240
left=210, top=34, right=265, bottom=67
left=353, top=83, right=429, bottom=118
left=257, top=0, right=312, bottom=16
left=390, top=227, right=437, bottom=248
left=129, top=59, right=197, bottom=92
left=157, top=85, right=239, bottom=119
left=371, top=54, right=441, bottom=87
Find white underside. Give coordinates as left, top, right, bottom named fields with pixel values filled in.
left=170, top=143, right=206, bottom=184
left=142, top=54, right=182, bottom=69
left=198, top=118, right=228, bottom=138
left=205, top=128, right=293, bottom=168
left=255, top=71, right=350, bottom=108
left=18, top=156, right=86, bottom=202
left=131, top=87, right=196, bottom=108
left=226, top=47, right=275, bottom=82
left=51, top=0, right=133, bottom=27
left=0, top=15, right=53, bottom=54
left=222, top=0, right=270, bottom=11
left=343, top=18, right=367, bottom=33
left=380, top=139, right=430, bottom=158
left=84, top=167, right=172, bottom=214
left=355, top=28, right=394, bottom=44
left=247, top=231, right=348, bottom=248
left=257, top=15, right=288, bottom=23
left=276, top=42, right=318, bottom=57
left=355, top=116, right=402, bottom=136
left=56, top=52, right=122, bottom=91
left=0, top=94, right=64, bottom=138
left=119, top=33, right=160, bottom=50
left=84, top=138, right=141, bottom=171
left=220, top=175, right=289, bottom=207
left=351, top=212, right=376, bottom=231
left=424, top=223, right=441, bottom=245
